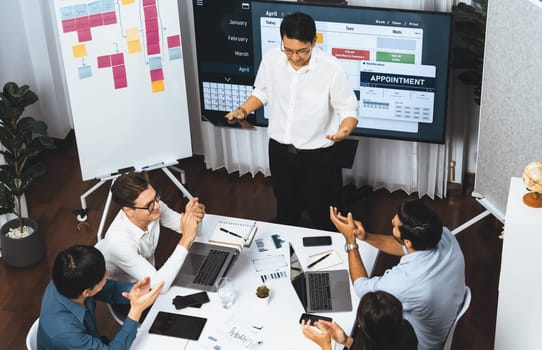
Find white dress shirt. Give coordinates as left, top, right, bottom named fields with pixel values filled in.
left=252, top=47, right=358, bottom=150
left=96, top=201, right=187, bottom=293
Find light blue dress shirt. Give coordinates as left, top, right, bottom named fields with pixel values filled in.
left=38, top=279, right=137, bottom=350
left=354, top=228, right=466, bottom=350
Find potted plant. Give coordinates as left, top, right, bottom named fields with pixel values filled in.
left=450, top=0, right=488, bottom=105
left=255, top=285, right=270, bottom=305
left=0, top=81, right=55, bottom=267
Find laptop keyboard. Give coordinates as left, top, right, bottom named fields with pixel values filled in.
left=193, top=249, right=229, bottom=286
left=308, top=273, right=332, bottom=310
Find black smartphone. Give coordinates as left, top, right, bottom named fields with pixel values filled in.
left=299, top=313, right=333, bottom=324
left=173, top=291, right=210, bottom=309
left=302, top=236, right=332, bottom=247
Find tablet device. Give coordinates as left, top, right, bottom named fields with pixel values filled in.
left=149, top=311, right=207, bottom=340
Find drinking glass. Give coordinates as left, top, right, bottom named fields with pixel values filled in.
left=215, top=277, right=236, bottom=309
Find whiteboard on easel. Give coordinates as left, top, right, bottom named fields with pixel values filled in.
left=50, top=0, right=191, bottom=180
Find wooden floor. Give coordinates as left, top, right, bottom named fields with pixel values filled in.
left=0, top=133, right=503, bottom=350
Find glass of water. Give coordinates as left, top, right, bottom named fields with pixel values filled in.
left=215, top=277, right=236, bottom=309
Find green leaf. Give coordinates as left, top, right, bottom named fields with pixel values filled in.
left=0, top=81, right=51, bottom=220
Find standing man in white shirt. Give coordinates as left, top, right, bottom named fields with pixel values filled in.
left=96, top=171, right=205, bottom=295
left=226, top=12, right=358, bottom=231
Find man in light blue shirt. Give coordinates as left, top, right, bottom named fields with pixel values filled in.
left=38, top=245, right=163, bottom=350
left=330, top=200, right=466, bottom=350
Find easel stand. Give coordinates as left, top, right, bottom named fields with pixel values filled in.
left=75, top=164, right=192, bottom=242
left=451, top=192, right=505, bottom=236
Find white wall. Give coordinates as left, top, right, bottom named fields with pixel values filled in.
left=0, top=1, right=72, bottom=139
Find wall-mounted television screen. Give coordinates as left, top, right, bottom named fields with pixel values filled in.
left=192, top=0, right=452, bottom=144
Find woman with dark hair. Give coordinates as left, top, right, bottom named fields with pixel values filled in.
left=302, top=291, right=417, bottom=350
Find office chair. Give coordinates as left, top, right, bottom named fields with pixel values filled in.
left=107, top=303, right=125, bottom=326
left=25, top=318, right=39, bottom=350
left=443, top=286, right=472, bottom=350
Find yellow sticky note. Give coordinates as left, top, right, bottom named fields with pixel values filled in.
left=127, top=40, right=142, bottom=54
left=126, top=27, right=139, bottom=41
left=121, top=0, right=135, bottom=4
left=152, top=80, right=165, bottom=93
left=72, top=44, right=87, bottom=58
left=316, top=32, right=323, bottom=44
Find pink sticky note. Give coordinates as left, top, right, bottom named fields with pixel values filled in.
left=111, top=53, right=124, bottom=66
left=143, top=5, right=157, bottom=19
left=62, top=19, right=76, bottom=33
left=113, top=65, right=127, bottom=89
left=145, top=18, right=159, bottom=32
left=75, top=16, right=90, bottom=30
left=89, top=14, right=104, bottom=27
left=78, top=29, right=92, bottom=42
left=97, top=55, right=112, bottom=68
left=142, top=0, right=156, bottom=6
left=102, top=11, right=117, bottom=25
left=167, top=35, right=180, bottom=48
left=150, top=68, right=164, bottom=82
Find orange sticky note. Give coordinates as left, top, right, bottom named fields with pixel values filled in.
left=126, top=27, right=139, bottom=41
left=72, top=44, right=87, bottom=58
left=152, top=80, right=165, bottom=93
left=316, top=32, right=323, bottom=44
left=127, top=40, right=142, bottom=54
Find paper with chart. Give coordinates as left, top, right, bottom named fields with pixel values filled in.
left=251, top=245, right=289, bottom=283
left=200, top=314, right=264, bottom=350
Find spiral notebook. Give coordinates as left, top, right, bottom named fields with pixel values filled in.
left=208, top=219, right=258, bottom=249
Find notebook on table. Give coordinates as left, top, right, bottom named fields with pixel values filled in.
left=290, top=245, right=352, bottom=313
left=208, top=218, right=258, bottom=249
left=173, top=241, right=240, bottom=292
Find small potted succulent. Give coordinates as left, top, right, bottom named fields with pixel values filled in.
left=256, top=285, right=270, bottom=305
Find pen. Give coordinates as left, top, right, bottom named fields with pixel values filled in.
left=308, top=252, right=331, bottom=268
left=142, top=162, right=165, bottom=170
left=220, top=227, right=246, bottom=240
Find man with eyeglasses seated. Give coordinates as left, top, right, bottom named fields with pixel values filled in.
left=96, top=171, right=204, bottom=319
left=225, top=12, right=358, bottom=231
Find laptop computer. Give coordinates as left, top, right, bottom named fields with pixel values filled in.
left=290, top=245, right=352, bottom=313
left=173, top=241, right=240, bottom=292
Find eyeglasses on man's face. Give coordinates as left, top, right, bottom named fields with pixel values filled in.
left=281, top=42, right=312, bottom=56
left=130, top=192, right=160, bottom=213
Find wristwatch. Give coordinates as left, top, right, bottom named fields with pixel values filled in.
left=344, top=243, right=359, bottom=252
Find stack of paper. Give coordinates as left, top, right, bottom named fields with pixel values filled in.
left=208, top=219, right=258, bottom=249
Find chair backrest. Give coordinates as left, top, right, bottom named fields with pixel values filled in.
left=26, top=318, right=39, bottom=350
left=443, top=286, right=471, bottom=350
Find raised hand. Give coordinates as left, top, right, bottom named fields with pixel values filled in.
left=184, top=197, right=205, bottom=223
left=329, top=207, right=367, bottom=243
left=179, top=210, right=198, bottom=248
left=124, top=277, right=164, bottom=321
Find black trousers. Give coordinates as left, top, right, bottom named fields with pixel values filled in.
left=268, top=138, right=341, bottom=231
